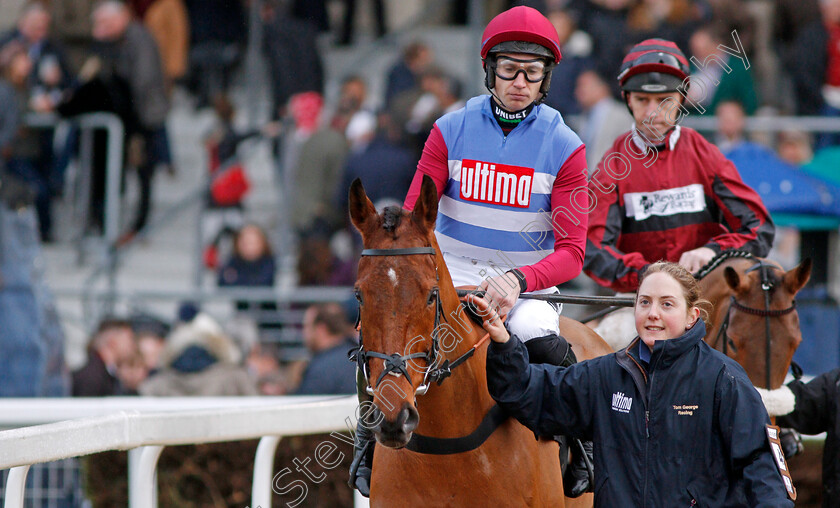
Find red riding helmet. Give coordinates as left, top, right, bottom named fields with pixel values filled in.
left=480, top=6, right=562, bottom=102
left=481, top=6, right=562, bottom=64
left=617, top=38, right=690, bottom=93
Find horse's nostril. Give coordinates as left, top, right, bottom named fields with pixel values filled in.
left=401, top=405, right=419, bottom=433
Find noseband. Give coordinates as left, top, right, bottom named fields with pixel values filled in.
left=352, top=246, right=484, bottom=398
left=712, top=259, right=797, bottom=389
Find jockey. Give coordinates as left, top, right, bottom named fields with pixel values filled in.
left=349, top=6, right=594, bottom=498
left=583, top=38, right=775, bottom=350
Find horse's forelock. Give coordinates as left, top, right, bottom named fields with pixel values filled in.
left=382, top=206, right=403, bottom=233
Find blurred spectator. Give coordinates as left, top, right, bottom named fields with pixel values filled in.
left=0, top=2, right=74, bottom=108
left=217, top=222, right=281, bottom=337
left=777, top=130, right=814, bottom=166
left=201, top=95, right=282, bottom=270
left=576, top=0, right=635, bottom=95
left=687, top=23, right=758, bottom=115
left=293, top=303, right=357, bottom=395
left=338, top=112, right=415, bottom=218
left=573, top=69, right=630, bottom=172
left=403, top=66, right=464, bottom=154
left=714, top=99, right=748, bottom=153
left=334, top=75, right=370, bottom=131
left=296, top=220, right=356, bottom=286
left=183, top=0, right=245, bottom=108
left=543, top=9, right=594, bottom=116
left=287, top=93, right=348, bottom=233
left=132, top=315, right=169, bottom=374
left=246, top=341, right=298, bottom=395
left=290, top=0, right=329, bottom=33
left=337, top=0, right=386, bottom=46
left=218, top=223, right=276, bottom=294
left=72, top=318, right=137, bottom=396
left=117, top=350, right=148, bottom=394
left=130, top=0, right=190, bottom=94
left=627, top=0, right=709, bottom=53
left=262, top=0, right=324, bottom=120
left=140, top=312, right=258, bottom=395
left=774, top=0, right=827, bottom=115
left=707, top=0, right=755, bottom=54
left=384, top=41, right=433, bottom=109
left=818, top=0, right=840, bottom=148
left=90, top=0, right=171, bottom=239
left=0, top=41, right=54, bottom=241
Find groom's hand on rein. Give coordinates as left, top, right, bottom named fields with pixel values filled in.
left=465, top=294, right=510, bottom=344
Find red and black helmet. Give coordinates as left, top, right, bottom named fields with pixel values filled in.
left=480, top=6, right=562, bottom=64
left=618, top=39, right=690, bottom=93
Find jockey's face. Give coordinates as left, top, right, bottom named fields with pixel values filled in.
left=493, top=52, right=545, bottom=111
left=635, top=272, right=699, bottom=348
left=627, top=90, right=684, bottom=143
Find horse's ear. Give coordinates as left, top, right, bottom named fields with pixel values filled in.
left=348, top=178, right=378, bottom=235
left=784, top=257, right=812, bottom=294
left=723, top=266, right=742, bottom=292
left=411, top=175, right=438, bottom=232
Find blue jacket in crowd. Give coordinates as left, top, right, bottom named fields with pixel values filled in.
left=486, top=320, right=793, bottom=507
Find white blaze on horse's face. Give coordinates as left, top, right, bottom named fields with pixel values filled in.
left=388, top=268, right=398, bottom=286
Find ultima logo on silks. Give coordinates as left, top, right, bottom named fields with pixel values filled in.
left=459, top=160, right=534, bottom=208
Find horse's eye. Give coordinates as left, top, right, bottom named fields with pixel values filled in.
left=427, top=288, right=438, bottom=306
left=354, top=289, right=363, bottom=304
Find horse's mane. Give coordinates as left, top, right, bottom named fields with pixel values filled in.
left=694, top=250, right=755, bottom=280
left=382, top=206, right=402, bottom=233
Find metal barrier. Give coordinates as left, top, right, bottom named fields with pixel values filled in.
left=0, top=396, right=360, bottom=508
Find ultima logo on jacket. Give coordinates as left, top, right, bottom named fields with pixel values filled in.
left=612, top=391, right=633, bottom=413
left=459, top=159, right=534, bottom=208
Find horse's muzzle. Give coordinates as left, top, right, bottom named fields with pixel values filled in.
left=374, top=403, right=419, bottom=448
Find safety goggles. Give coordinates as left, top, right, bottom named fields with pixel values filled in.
left=491, top=56, right=549, bottom=83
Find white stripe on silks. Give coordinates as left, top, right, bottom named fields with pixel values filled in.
left=754, top=385, right=796, bottom=417
left=447, top=159, right=556, bottom=195
left=434, top=231, right=551, bottom=267
left=438, top=196, right=553, bottom=232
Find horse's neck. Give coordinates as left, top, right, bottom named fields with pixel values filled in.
left=414, top=259, right=497, bottom=437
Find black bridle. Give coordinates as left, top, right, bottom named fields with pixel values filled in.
left=351, top=246, right=483, bottom=397
left=711, top=259, right=797, bottom=389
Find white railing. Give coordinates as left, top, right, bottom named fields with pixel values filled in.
left=0, top=396, right=368, bottom=508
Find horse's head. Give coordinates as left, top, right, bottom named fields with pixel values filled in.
left=720, top=257, right=811, bottom=389
left=349, top=176, right=441, bottom=448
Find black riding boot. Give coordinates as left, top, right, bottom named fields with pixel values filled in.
left=348, top=418, right=375, bottom=497
left=348, top=369, right=375, bottom=497
left=525, top=335, right=595, bottom=498
left=564, top=438, right=595, bottom=497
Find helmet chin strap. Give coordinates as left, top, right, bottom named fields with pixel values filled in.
left=486, top=82, right=538, bottom=114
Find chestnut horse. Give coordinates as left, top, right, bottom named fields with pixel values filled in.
left=349, top=177, right=610, bottom=507
left=697, top=251, right=812, bottom=409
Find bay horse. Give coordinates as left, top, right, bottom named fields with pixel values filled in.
left=349, top=176, right=610, bottom=507
left=696, top=251, right=812, bottom=413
